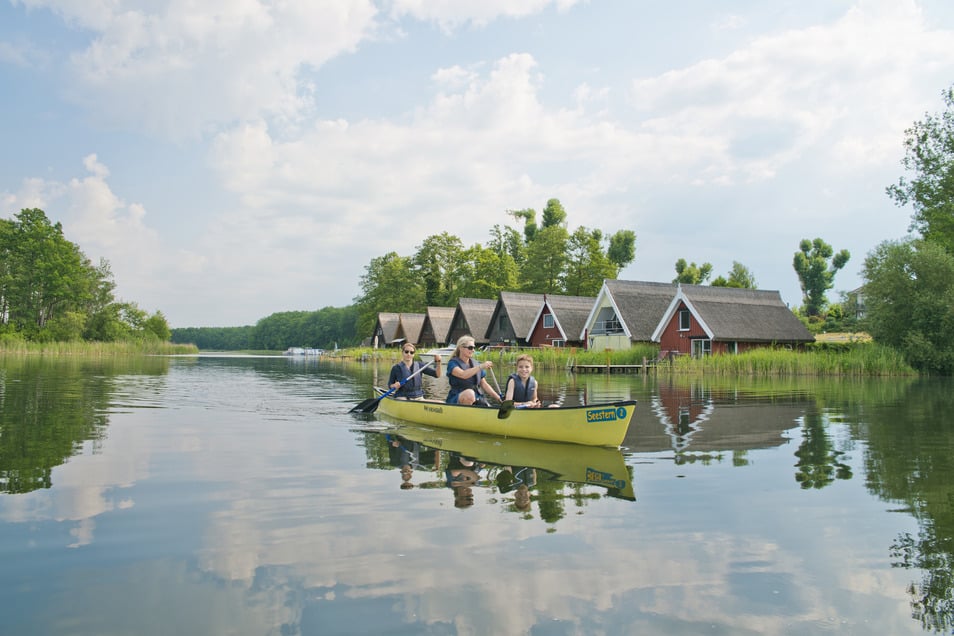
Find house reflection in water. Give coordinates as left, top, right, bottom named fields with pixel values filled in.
left=622, top=380, right=809, bottom=458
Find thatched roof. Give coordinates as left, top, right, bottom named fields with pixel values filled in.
left=540, top=294, right=596, bottom=341
left=373, top=312, right=401, bottom=345
left=397, top=313, right=425, bottom=344
left=658, top=284, right=814, bottom=343
left=488, top=292, right=545, bottom=341
left=449, top=298, right=497, bottom=344
left=594, top=280, right=677, bottom=341
left=422, top=306, right=456, bottom=344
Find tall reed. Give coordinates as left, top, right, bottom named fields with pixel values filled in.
left=0, top=337, right=198, bottom=356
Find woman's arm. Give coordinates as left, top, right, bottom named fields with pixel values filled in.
left=479, top=377, right=501, bottom=402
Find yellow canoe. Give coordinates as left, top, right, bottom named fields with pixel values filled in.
left=385, top=422, right=635, bottom=501
left=375, top=395, right=636, bottom=447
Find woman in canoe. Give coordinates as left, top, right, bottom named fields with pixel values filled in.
left=388, top=343, right=442, bottom=400
left=445, top=335, right=501, bottom=406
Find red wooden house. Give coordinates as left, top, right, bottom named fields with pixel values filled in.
left=652, top=284, right=814, bottom=357
left=527, top=294, right=595, bottom=348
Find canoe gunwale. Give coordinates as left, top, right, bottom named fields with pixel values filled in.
left=372, top=392, right=636, bottom=447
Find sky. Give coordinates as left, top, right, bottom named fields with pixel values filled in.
left=2, top=0, right=953, bottom=328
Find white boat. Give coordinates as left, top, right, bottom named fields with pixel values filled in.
left=418, top=346, right=455, bottom=365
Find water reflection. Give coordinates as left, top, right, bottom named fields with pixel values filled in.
left=3, top=356, right=954, bottom=634
left=0, top=355, right=171, bottom=495
left=362, top=423, right=636, bottom=519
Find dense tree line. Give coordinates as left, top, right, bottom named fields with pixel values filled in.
left=867, top=83, right=954, bottom=374
left=171, top=305, right=359, bottom=351
left=354, top=198, right=636, bottom=335
left=0, top=208, right=170, bottom=343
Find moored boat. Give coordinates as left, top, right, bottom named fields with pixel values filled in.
left=374, top=394, right=636, bottom=447
left=417, top=346, right=455, bottom=365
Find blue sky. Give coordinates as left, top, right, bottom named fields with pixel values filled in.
left=2, top=0, right=953, bottom=327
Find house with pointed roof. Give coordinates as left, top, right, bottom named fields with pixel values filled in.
left=485, top=292, right=545, bottom=346
left=419, top=306, right=456, bottom=345
left=580, top=280, right=678, bottom=350
left=396, top=313, right=425, bottom=346
left=371, top=312, right=401, bottom=348
left=527, top=294, right=595, bottom=348
left=651, top=284, right=814, bottom=357
left=447, top=298, right=497, bottom=346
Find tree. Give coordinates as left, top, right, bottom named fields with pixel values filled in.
left=564, top=227, right=616, bottom=296
left=144, top=311, right=171, bottom=341
left=3, top=208, right=95, bottom=335
left=457, top=245, right=518, bottom=299
left=711, top=261, right=758, bottom=288
left=607, top=229, right=636, bottom=274
left=520, top=224, right=569, bottom=294
left=887, top=84, right=954, bottom=254
left=793, top=238, right=850, bottom=317
left=354, top=252, right=425, bottom=336
left=862, top=239, right=954, bottom=373
left=412, top=233, right=465, bottom=307
left=673, top=258, right=712, bottom=285
left=541, top=198, right=567, bottom=229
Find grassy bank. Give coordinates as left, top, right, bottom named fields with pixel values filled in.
left=0, top=337, right=199, bottom=356
left=324, top=342, right=916, bottom=376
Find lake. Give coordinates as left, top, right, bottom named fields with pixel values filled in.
left=1, top=353, right=952, bottom=635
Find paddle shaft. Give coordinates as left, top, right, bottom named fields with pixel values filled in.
left=351, top=360, right=435, bottom=412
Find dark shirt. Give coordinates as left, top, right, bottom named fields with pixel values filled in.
left=388, top=361, right=438, bottom=398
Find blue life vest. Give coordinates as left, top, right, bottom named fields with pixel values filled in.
left=506, top=373, right=536, bottom=402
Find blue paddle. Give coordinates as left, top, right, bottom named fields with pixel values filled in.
left=350, top=360, right=435, bottom=413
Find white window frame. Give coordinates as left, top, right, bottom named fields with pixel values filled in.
left=691, top=339, right=711, bottom=358
left=543, top=314, right=555, bottom=328
left=679, top=309, right=691, bottom=331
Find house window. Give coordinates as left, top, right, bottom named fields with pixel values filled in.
left=727, top=341, right=738, bottom=354
left=679, top=309, right=691, bottom=331
left=543, top=314, right=555, bottom=329
left=551, top=339, right=565, bottom=347
left=594, top=308, right=623, bottom=334
left=691, top=339, right=711, bottom=358
left=499, top=315, right=510, bottom=332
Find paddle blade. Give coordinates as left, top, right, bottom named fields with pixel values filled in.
left=497, top=400, right=515, bottom=420
left=350, top=397, right=381, bottom=413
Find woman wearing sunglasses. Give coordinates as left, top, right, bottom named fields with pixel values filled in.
left=388, top=343, right=442, bottom=400
left=445, top=335, right=501, bottom=406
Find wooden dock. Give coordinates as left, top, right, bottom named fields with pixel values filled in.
left=570, top=358, right=658, bottom=374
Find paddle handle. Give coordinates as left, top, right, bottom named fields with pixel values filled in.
left=382, top=359, right=435, bottom=398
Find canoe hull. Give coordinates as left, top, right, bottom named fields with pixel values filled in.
left=375, top=397, right=635, bottom=447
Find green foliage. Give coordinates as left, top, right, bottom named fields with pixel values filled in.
left=0, top=208, right=171, bottom=345
left=793, top=237, right=850, bottom=317
left=887, top=84, right=954, bottom=254
left=521, top=224, right=569, bottom=294
left=607, top=229, right=636, bottom=272
left=711, top=261, right=757, bottom=288
left=172, top=325, right=254, bottom=349
left=354, top=252, right=426, bottom=336
left=413, top=232, right=465, bottom=307
left=564, top=227, right=616, bottom=296
left=863, top=239, right=954, bottom=374
left=673, top=258, right=712, bottom=284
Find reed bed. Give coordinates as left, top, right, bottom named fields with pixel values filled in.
left=664, top=344, right=915, bottom=376
left=0, top=337, right=198, bottom=356
left=327, top=342, right=916, bottom=377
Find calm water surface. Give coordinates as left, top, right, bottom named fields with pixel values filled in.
left=1, top=354, right=953, bottom=635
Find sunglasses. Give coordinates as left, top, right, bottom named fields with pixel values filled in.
left=463, top=345, right=476, bottom=350
left=403, top=349, right=415, bottom=354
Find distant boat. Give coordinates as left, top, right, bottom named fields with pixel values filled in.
left=418, top=346, right=455, bottom=365
left=284, top=347, right=323, bottom=356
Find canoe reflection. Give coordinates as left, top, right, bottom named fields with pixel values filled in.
left=368, top=424, right=636, bottom=507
